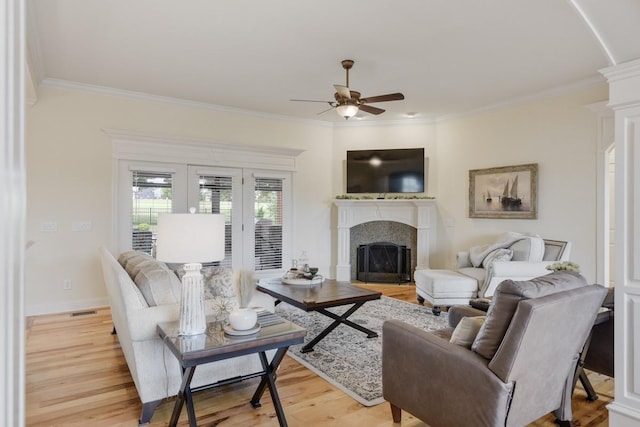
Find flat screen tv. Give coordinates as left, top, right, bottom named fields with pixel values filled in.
left=346, top=148, right=425, bottom=194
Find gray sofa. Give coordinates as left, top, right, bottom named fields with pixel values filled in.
left=383, top=272, right=606, bottom=426
left=99, top=247, right=275, bottom=425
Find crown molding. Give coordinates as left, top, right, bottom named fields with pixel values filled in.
left=40, top=78, right=334, bottom=128
left=38, top=72, right=607, bottom=129
left=435, top=74, right=606, bottom=123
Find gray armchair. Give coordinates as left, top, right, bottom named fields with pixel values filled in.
left=382, top=272, right=606, bottom=427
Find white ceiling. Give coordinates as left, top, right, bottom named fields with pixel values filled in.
left=26, top=0, right=640, bottom=123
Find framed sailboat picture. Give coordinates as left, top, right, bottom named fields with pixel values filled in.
left=468, top=163, right=538, bottom=219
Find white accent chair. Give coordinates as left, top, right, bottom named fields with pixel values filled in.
left=415, top=236, right=571, bottom=315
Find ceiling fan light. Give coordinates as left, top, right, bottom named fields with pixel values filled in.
left=336, top=104, right=359, bottom=119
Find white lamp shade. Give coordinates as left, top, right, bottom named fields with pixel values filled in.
left=155, top=213, right=225, bottom=263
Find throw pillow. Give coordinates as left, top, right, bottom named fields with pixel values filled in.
left=133, top=263, right=182, bottom=306
left=481, top=248, right=513, bottom=268
left=118, top=250, right=153, bottom=269
left=471, top=271, right=588, bottom=360
left=202, top=266, right=235, bottom=299
left=175, top=266, right=235, bottom=300
left=450, top=316, right=486, bottom=349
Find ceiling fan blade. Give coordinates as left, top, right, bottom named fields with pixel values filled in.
left=359, top=104, right=385, bottom=115
left=290, top=99, right=333, bottom=103
left=334, top=85, right=351, bottom=99
left=360, top=93, right=405, bottom=103
left=317, top=106, right=336, bottom=115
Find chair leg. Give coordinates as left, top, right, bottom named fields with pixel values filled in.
left=555, top=419, right=573, bottom=427
left=416, top=294, right=425, bottom=305
left=139, top=400, right=162, bottom=425
left=390, top=402, right=402, bottom=423
left=432, top=306, right=442, bottom=316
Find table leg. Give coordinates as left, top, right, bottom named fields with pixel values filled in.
left=169, top=366, right=197, bottom=427
left=250, top=348, right=289, bottom=427
left=301, top=302, right=377, bottom=353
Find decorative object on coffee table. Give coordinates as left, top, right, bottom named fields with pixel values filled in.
left=156, top=208, right=225, bottom=336
left=228, top=269, right=258, bottom=331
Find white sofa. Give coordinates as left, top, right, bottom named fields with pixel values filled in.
left=98, top=247, right=275, bottom=425
left=415, top=234, right=571, bottom=314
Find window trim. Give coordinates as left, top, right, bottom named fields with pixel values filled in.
left=109, top=130, right=302, bottom=272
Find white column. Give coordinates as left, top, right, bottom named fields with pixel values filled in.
left=415, top=202, right=437, bottom=270
left=601, top=58, right=640, bottom=426
left=335, top=203, right=353, bottom=282
left=1, top=0, right=26, bottom=426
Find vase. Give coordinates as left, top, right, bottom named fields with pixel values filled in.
left=228, top=307, right=257, bottom=331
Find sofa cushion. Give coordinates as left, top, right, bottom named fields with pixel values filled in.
left=450, top=316, right=486, bottom=348
left=509, top=237, right=545, bottom=262
left=133, top=263, right=182, bottom=306
left=471, top=271, right=588, bottom=359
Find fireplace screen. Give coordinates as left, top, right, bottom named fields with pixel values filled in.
left=357, top=242, right=411, bottom=283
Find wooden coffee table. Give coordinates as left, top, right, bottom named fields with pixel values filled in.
left=257, top=278, right=382, bottom=353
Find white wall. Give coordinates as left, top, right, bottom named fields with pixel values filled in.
left=25, top=85, right=333, bottom=315
left=25, top=83, right=608, bottom=315
left=434, top=85, right=609, bottom=280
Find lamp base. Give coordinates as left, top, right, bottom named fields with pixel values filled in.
left=178, top=262, right=206, bottom=336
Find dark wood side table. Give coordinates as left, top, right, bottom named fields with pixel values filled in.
left=158, top=314, right=306, bottom=427
left=257, top=278, right=382, bottom=353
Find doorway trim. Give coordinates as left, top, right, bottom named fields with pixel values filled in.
left=589, top=101, right=614, bottom=286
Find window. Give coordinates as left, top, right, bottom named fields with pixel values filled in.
left=253, top=177, right=284, bottom=271
left=192, top=170, right=240, bottom=268
left=131, top=171, right=172, bottom=254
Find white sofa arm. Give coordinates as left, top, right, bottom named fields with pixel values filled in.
left=457, top=251, right=472, bottom=268
left=491, top=261, right=554, bottom=277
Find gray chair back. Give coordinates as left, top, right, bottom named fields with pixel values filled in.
left=489, top=285, right=606, bottom=426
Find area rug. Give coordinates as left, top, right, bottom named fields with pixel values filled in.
left=274, top=295, right=449, bottom=406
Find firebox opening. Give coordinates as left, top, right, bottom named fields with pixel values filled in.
left=357, top=241, right=411, bottom=283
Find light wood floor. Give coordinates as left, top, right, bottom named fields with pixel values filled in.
left=26, top=284, right=613, bottom=426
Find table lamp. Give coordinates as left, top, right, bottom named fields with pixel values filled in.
left=156, top=209, right=225, bottom=335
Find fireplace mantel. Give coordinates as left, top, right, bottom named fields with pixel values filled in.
left=334, top=199, right=437, bottom=282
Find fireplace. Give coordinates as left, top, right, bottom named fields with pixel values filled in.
left=334, top=199, right=437, bottom=282
left=357, top=242, right=411, bottom=283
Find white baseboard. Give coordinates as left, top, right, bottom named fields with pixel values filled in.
left=608, top=402, right=640, bottom=427
left=25, top=298, right=110, bottom=317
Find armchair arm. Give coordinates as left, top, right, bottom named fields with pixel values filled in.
left=382, top=320, right=513, bottom=426
left=490, top=261, right=553, bottom=277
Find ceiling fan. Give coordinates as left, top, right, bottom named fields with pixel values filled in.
left=291, top=59, right=405, bottom=119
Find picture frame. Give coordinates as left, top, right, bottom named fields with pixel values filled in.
left=469, top=163, right=538, bottom=219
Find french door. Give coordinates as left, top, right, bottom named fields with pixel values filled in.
left=117, top=160, right=291, bottom=276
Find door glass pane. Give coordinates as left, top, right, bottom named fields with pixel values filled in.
left=132, top=171, right=172, bottom=255
left=198, top=175, right=233, bottom=267
left=254, top=177, right=283, bottom=271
